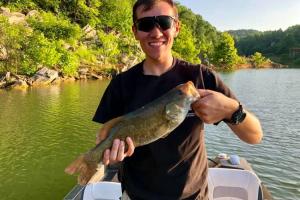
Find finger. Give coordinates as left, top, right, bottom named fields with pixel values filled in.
left=117, top=141, right=125, bottom=161
left=103, top=149, right=110, bottom=165
left=198, top=89, right=213, bottom=97
left=191, top=99, right=205, bottom=111
left=110, top=139, right=120, bottom=161
left=125, top=137, right=135, bottom=157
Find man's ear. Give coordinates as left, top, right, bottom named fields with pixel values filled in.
left=132, top=25, right=139, bottom=40
left=174, top=20, right=180, bottom=38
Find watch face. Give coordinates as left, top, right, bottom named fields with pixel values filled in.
left=236, top=112, right=246, bottom=124
left=223, top=104, right=246, bottom=125
left=232, top=105, right=246, bottom=124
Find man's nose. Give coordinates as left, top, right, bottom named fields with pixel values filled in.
left=149, top=24, right=164, bottom=37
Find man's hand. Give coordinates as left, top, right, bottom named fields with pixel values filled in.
left=95, top=117, right=135, bottom=165
left=191, top=89, right=239, bottom=124
left=192, top=89, right=263, bottom=144
left=102, top=137, right=135, bottom=165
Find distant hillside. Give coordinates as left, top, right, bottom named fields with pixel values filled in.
left=229, top=26, right=300, bottom=66
left=227, top=29, right=261, bottom=41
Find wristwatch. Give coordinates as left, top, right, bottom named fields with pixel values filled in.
left=224, top=103, right=247, bottom=125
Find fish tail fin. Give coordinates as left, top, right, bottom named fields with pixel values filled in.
left=65, top=155, right=98, bottom=185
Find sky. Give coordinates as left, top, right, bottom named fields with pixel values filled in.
left=176, top=0, right=300, bottom=31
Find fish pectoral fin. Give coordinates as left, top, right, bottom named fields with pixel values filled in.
left=164, top=103, right=181, bottom=121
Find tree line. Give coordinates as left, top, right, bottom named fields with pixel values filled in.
left=229, top=26, right=300, bottom=66
left=1, top=0, right=294, bottom=76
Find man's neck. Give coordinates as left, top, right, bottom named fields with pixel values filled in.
left=143, top=56, right=174, bottom=76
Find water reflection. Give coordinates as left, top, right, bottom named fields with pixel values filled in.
left=0, top=70, right=299, bottom=199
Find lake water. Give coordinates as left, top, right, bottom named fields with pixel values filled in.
left=0, top=68, right=299, bottom=199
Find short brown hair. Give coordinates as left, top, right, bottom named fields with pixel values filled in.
left=132, top=0, right=178, bottom=22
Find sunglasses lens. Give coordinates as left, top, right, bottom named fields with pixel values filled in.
left=157, top=16, right=173, bottom=30
left=137, top=18, right=156, bottom=32
left=136, top=16, right=174, bottom=32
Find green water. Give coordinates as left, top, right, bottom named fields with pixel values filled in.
left=0, top=80, right=110, bottom=200
left=0, top=69, right=300, bottom=199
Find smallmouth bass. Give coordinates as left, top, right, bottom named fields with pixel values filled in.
left=65, top=81, right=200, bottom=185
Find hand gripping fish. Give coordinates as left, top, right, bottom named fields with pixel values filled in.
left=65, top=81, right=200, bottom=185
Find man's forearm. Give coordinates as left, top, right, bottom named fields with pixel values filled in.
left=227, top=110, right=263, bottom=144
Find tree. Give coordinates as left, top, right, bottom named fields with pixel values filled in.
left=173, top=23, right=200, bottom=63
left=250, top=52, right=270, bottom=68
left=212, top=32, right=239, bottom=70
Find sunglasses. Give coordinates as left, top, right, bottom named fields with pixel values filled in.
left=135, top=15, right=176, bottom=32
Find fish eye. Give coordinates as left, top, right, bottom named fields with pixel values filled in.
left=177, top=90, right=184, bottom=95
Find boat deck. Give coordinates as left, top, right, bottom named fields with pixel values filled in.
left=64, top=157, right=274, bottom=200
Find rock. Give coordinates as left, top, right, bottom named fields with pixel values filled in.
left=26, top=10, right=39, bottom=17
left=30, top=67, right=59, bottom=86
left=62, top=77, right=76, bottom=82
left=83, top=24, right=97, bottom=40
left=1, top=9, right=26, bottom=24
left=0, top=80, right=6, bottom=88
left=0, top=45, right=8, bottom=60
left=0, top=81, right=14, bottom=89
left=37, top=67, right=58, bottom=80
left=79, top=74, right=87, bottom=79
left=5, top=72, right=10, bottom=81
left=63, top=43, right=75, bottom=51
left=0, top=7, right=10, bottom=14
left=89, top=73, right=102, bottom=80
left=10, top=79, right=28, bottom=90
left=51, top=77, right=62, bottom=85
left=78, top=68, right=89, bottom=75
left=121, top=54, right=129, bottom=64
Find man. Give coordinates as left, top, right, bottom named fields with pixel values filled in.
left=93, top=0, right=263, bottom=199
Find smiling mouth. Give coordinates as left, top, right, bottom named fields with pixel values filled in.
left=149, top=41, right=166, bottom=47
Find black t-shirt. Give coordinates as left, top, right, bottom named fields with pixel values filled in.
left=93, top=58, right=236, bottom=200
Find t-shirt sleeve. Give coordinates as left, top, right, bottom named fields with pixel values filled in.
left=92, top=77, right=124, bottom=124
left=202, top=66, right=237, bottom=100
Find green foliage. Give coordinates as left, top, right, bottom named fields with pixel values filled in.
left=250, top=52, right=270, bottom=68
left=0, top=0, right=38, bottom=12
left=173, top=23, right=200, bottom=63
left=177, top=4, right=220, bottom=61
left=21, top=33, right=61, bottom=75
left=56, top=43, right=80, bottom=76
left=1, top=0, right=248, bottom=76
left=228, top=29, right=261, bottom=41
left=59, top=0, right=101, bottom=26
left=0, top=15, right=80, bottom=75
left=234, top=25, right=300, bottom=65
left=98, top=0, right=133, bottom=35
left=212, top=32, right=239, bottom=70
left=27, top=12, right=82, bottom=42
left=75, top=45, right=97, bottom=64
left=0, top=16, right=30, bottom=74
left=293, top=58, right=300, bottom=66
left=97, top=29, right=121, bottom=66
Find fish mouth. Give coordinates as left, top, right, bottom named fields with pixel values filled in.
left=177, top=81, right=200, bottom=101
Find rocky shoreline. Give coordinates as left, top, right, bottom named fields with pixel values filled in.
left=236, top=61, right=288, bottom=69
left=0, top=67, right=116, bottom=90
left=1, top=61, right=289, bottom=90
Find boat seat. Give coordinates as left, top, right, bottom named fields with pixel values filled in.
left=208, top=168, right=262, bottom=200
left=83, top=181, right=122, bottom=200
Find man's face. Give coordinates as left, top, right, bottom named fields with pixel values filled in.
left=133, top=1, right=180, bottom=62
